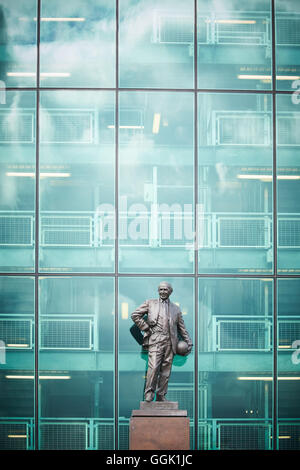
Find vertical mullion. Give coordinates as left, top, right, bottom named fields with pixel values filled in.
left=34, top=0, right=41, bottom=451
left=115, top=0, right=119, bottom=451
left=194, top=0, right=198, bottom=450
left=271, top=0, right=278, bottom=451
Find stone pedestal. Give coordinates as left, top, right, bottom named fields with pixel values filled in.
left=129, top=401, right=190, bottom=450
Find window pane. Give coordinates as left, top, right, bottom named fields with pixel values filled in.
left=197, top=0, right=272, bottom=90
left=119, top=277, right=194, bottom=450
left=0, top=276, right=35, bottom=450
left=198, top=92, right=273, bottom=274
left=277, top=94, right=300, bottom=272
left=198, top=278, right=273, bottom=450
left=119, top=0, right=194, bottom=88
left=0, top=91, right=36, bottom=272
left=40, top=0, right=115, bottom=88
left=119, top=91, right=194, bottom=274
left=0, top=0, right=37, bottom=88
left=276, top=0, right=300, bottom=91
left=39, top=90, right=115, bottom=273
left=277, top=279, right=300, bottom=449
left=38, top=276, right=114, bottom=450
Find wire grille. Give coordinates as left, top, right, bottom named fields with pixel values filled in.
left=277, top=18, right=300, bottom=45
left=41, top=319, right=91, bottom=349
left=216, top=21, right=268, bottom=45
left=0, top=422, right=29, bottom=450
left=0, top=216, right=32, bottom=245
left=218, top=115, right=268, bottom=145
left=158, top=16, right=193, bottom=43
left=219, top=424, right=270, bottom=450
left=0, top=113, right=33, bottom=143
left=219, top=218, right=266, bottom=247
left=40, top=423, right=87, bottom=450
left=40, top=113, right=93, bottom=144
left=198, top=423, right=211, bottom=450
left=278, top=424, right=300, bottom=450
left=0, top=319, right=32, bottom=347
left=219, top=321, right=269, bottom=350
left=119, top=422, right=129, bottom=450
left=278, top=116, right=300, bottom=145
left=278, top=219, right=300, bottom=247
left=95, top=423, right=114, bottom=450
left=167, top=387, right=193, bottom=418
left=279, top=322, right=300, bottom=347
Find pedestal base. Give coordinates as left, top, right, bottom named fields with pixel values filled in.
left=129, top=401, right=190, bottom=450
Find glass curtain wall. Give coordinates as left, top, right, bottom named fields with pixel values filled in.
left=0, top=0, right=299, bottom=451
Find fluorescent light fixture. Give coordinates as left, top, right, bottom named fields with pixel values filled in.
left=5, top=375, right=71, bottom=380
left=238, top=376, right=300, bottom=381
left=237, top=174, right=300, bottom=181
left=107, top=125, right=144, bottom=129
left=121, top=302, right=129, bottom=320
left=278, top=345, right=292, bottom=349
left=8, top=435, right=27, bottom=439
left=238, top=74, right=300, bottom=80
left=6, top=172, right=71, bottom=178
left=34, top=17, right=85, bottom=22
left=205, top=19, right=256, bottom=24
left=152, top=113, right=161, bottom=134
left=7, top=72, right=70, bottom=78
left=6, top=344, right=29, bottom=348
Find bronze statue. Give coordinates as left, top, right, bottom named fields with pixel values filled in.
left=131, top=281, right=193, bottom=402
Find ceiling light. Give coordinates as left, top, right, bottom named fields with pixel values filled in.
left=152, top=113, right=161, bottom=134
left=7, top=72, right=71, bottom=78
left=205, top=19, right=256, bottom=24
left=6, top=172, right=71, bottom=178
left=237, top=376, right=300, bottom=381
left=107, top=125, right=144, bottom=129
left=34, top=17, right=85, bottom=22
left=238, top=75, right=300, bottom=80
left=5, top=375, right=71, bottom=380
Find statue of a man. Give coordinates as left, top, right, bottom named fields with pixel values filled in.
left=131, top=281, right=193, bottom=402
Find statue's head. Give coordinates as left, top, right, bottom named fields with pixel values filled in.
left=158, top=281, right=173, bottom=300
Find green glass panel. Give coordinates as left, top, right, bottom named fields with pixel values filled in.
left=0, top=0, right=37, bottom=88
left=198, top=92, right=273, bottom=274
left=0, top=276, right=35, bottom=450
left=118, top=277, right=194, bottom=449
left=276, top=0, right=300, bottom=91
left=119, top=0, right=194, bottom=88
left=40, top=0, right=115, bottom=88
left=277, top=279, right=300, bottom=450
left=38, top=276, right=114, bottom=450
left=197, top=0, right=272, bottom=90
left=39, top=90, right=115, bottom=273
left=277, top=94, right=300, bottom=272
left=198, top=278, right=273, bottom=450
left=119, top=91, right=194, bottom=274
left=0, top=91, right=36, bottom=272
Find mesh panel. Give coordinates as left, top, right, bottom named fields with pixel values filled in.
left=219, top=321, right=268, bottom=350
left=217, top=21, right=267, bottom=45
left=198, top=423, right=211, bottom=450
left=0, top=422, right=29, bottom=450
left=219, top=219, right=265, bottom=247
left=218, top=115, right=267, bottom=145
left=0, top=319, right=32, bottom=347
left=95, top=423, right=114, bottom=450
left=41, top=113, right=92, bottom=143
left=0, top=216, right=32, bottom=245
left=219, top=424, right=270, bottom=450
left=167, top=388, right=193, bottom=417
left=41, top=319, right=91, bottom=349
left=0, top=113, right=33, bottom=143
left=43, top=230, right=91, bottom=246
left=278, top=220, right=300, bottom=247
left=278, top=117, right=300, bottom=145
left=159, top=16, right=193, bottom=43
left=277, top=18, right=300, bottom=45
left=279, top=322, right=300, bottom=347
left=279, top=424, right=300, bottom=450
left=40, top=423, right=87, bottom=450
left=119, top=423, right=129, bottom=450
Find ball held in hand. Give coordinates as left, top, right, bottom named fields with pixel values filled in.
left=176, top=340, right=189, bottom=356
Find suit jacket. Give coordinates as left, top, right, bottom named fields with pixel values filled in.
left=131, top=298, right=193, bottom=355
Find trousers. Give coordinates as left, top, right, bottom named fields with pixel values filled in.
left=144, top=335, right=174, bottom=399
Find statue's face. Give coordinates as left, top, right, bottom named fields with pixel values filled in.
left=158, top=284, right=171, bottom=301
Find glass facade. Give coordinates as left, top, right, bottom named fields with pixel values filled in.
left=0, top=0, right=300, bottom=451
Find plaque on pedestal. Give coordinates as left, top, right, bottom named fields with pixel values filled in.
left=129, top=401, right=190, bottom=450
